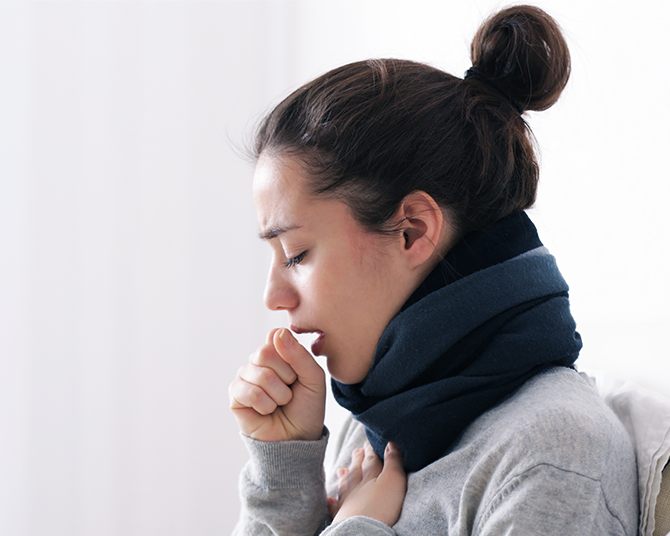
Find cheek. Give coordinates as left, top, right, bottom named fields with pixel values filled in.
left=291, top=263, right=342, bottom=314
left=355, top=231, right=399, bottom=272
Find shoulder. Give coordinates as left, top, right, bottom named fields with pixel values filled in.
left=466, top=368, right=634, bottom=477
left=458, top=367, right=638, bottom=535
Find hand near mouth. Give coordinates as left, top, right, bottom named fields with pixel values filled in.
left=229, top=328, right=326, bottom=442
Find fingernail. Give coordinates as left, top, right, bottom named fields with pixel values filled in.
left=279, top=328, right=293, bottom=347
left=385, top=441, right=399, bottom=456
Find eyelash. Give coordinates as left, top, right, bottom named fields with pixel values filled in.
left=284, top=251, right=307, bottom=268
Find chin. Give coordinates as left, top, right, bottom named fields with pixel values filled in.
left=326, top=361, right=347, bottom=384
left=327, top=361, right=366, bottom=385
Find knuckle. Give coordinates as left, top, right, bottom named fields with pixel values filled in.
left=256, top=366, right=276, bottom=384
left=229, top=376, right=243, bottom=395
left=276, top=387, right=292, bottom=406
left=247, top=385, right=276, bottom=414
left=247, top=384, right=264, bottom=403
left=231, top=376, right=246, bottom=393
left=254, top=345, right=275, bottom=365
left=227, top=387, right=236, bottom=406
left=248, top=348, right=260, bottom=363
left=228, top=383, right=247, bottom=410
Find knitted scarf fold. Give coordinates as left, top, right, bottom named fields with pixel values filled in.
left=332, top=212, right=582, bottom=472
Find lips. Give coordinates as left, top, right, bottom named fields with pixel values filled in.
left=290, top=325, right=325, bottom=356
left=310, top=332, right=325, bottom=356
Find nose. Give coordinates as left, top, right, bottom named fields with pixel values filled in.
left=263, top=262, right=299, bottom=311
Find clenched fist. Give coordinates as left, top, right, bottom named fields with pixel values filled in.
left=229, top=328, right=326, bottom=442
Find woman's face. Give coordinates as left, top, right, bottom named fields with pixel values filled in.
left=253, top=154, right=416, bottom=384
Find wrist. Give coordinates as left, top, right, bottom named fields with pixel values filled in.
left=241, top=429, right=329, bottom=489
left=328, top=516, right=395, bottom=535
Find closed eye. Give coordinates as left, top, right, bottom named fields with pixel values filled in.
left=284, top=251, right=307, bottom=268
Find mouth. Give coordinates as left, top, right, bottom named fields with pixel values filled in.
left=290, top=325, right=325, bottom=356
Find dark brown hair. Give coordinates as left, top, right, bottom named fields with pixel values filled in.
left=254, top=5, right=570, bottom=236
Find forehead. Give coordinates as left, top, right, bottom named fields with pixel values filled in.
left=253, top=153, right=307, bottom=199
left=252, top=153, right=369, bottom=242
left=252, top=154, right=309, bottom=229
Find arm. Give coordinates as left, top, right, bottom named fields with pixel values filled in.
left=230, top=329, right=328, bottom=535
left=229, top=329, right=407, bottom=535
left=232, top=434, right=407, bottom=536
left=232, top=433, right=330, bottom=536
left=475, top=464, right=632, bottom=536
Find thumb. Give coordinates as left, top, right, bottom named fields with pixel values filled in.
left=380, top=442, right=406, bottom=482
left=273, top=329, right=324, bottom=389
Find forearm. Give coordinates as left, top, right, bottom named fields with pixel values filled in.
left=233, top=431, right=330, bottom=536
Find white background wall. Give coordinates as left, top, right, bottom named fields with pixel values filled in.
left=1, top=1, right=668, bottom=535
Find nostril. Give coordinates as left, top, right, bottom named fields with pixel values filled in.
left=264, top=283, right=298, bottom=312
left=264, top=263, right=299, bottom=311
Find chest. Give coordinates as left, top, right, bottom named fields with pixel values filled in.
left=392, top=454, right=490, bottom=536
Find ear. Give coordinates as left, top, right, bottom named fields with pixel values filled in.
left=394, top=191, right=454, bottom=268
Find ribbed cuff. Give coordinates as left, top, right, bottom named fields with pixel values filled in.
left=323, top=516, right=395, bottom=535
left=241, top=429, right=329, bottom=489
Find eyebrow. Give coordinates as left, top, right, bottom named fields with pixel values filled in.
left=258, top=225, right=301, bottom=241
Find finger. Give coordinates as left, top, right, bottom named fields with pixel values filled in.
left=251, top=344, right=298, bottom=386
left=327, top=497, right=339, bottom=519
left=228, top=375, right=280, bottom=416
left=336, top=467, right=349, bottom=501
left=273, top=329, right=325, bottom=390
left=265, top=328, right=282, bottom=345
left=345, top=447, right=364, bottom=491
left=361, top=440, right=383, bottom=480
left=378, top=441, right=407, bottom=487
left=238, top=363, right=293, bottom=407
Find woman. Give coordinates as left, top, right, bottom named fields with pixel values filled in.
left=229, top=5, right=638, bottom=535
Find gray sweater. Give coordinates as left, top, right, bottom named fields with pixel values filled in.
left=233, top=368, right=638, bottom=535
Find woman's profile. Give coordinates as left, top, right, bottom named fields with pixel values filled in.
left=229, top=4, right=638, bottom=534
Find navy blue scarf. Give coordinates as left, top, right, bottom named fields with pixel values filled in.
left=332, top=212, right=582, bottom=472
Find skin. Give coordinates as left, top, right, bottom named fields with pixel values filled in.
left=229, top=153, right=455, bottom=526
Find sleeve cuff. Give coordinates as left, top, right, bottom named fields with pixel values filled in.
left=241, top=428, right=329, bottom=489
left=323, top=516, right=395, bottom=535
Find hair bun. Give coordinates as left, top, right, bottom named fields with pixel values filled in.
left=470, top=5, right=571, bottom=112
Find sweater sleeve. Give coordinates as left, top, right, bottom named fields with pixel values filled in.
left=475, top=463, right=633, bottom=536
left=232, top=431, right=330, bottom=536
left=232, top=428, right=400, bottom=536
